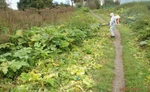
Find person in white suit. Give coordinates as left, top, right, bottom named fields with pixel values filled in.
left=109, top=13, right=117, bottom=38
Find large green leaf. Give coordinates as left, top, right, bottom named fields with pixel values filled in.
left=60, top=40, right=69, bottom=48
left=13, top=47, right=32, bottom=59
left=0, top=43, right=14, bottom=49
left=20, top=73, right=30, bottom=83
left=10, top=60, right=29, bottom=72
left=43, top=78, right=55, bottom=86
left=0, top=62, right=10, bottom=74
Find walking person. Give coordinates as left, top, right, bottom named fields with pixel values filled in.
left=109, top=13, right=117, bottom=38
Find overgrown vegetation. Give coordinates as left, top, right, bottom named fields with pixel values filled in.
left=0, top=8, right=115, bottom=91
left=1, top=1, right=150, bottom=92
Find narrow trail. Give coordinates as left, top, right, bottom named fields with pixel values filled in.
left=112, top=29, right=125, bottom=92
left=90, top=11, right=125, bottom=92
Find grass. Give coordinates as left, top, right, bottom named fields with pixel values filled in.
left=118, top=25, right=149, bottom=92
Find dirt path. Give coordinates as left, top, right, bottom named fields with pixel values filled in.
left=90, top=11, right=125, bottom=92
left=112, top=29, right=125, bottom=92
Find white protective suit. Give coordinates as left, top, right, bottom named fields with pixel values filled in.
left=109, top=13, right=117, bottom=37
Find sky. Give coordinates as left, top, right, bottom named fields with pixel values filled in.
left=5, top=0, right=68, bottom=10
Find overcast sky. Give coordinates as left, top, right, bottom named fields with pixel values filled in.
left=6, top=0, right=68, bottom=10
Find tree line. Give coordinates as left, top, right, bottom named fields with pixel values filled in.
left=1, top=0, right=72, bottom=10
left=0, top=0, right=118, bottom=10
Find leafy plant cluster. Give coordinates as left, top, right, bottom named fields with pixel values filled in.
left=0, top=11, right=103, bottom=91
left=11, top=56, right=102, bottom=92
left=0, top=23, right=99, bottom=76
left=132, top=15, right=150, bottom=43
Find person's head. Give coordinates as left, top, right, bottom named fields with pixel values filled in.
left=110, top=13, right=114, bottom=17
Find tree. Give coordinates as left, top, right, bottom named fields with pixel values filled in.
left=74, top=0, right=82, bottom=3
left=66, top=0, right=70, bottom=5
left=105, top=0, right=114, bottom=6
left=17, top=0, right=53, bottom=10
left=70, top=0, right=74, bottom=7
left=17, top=0, right=30, bottom=10
left=0, top=0, right=8, bottom=9
left=87, top=0, right=100, bottom=9
left=71, top=0, right=88, bottom=7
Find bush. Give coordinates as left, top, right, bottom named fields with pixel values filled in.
left=87, top=0, right=100, bottom=9
left=131, top=15, right=150, bottom=41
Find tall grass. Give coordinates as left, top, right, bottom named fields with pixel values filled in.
left=0, top=7, right=74, bottom=30
left=0, top=7, right=74, bottom=43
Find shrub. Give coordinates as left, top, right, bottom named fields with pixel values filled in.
left=131, top=15, right=150, bottom=41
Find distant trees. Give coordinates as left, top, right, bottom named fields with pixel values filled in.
left=17, top=0, right=53, bottom=10
left=74, top=0, right=82, bottom=3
